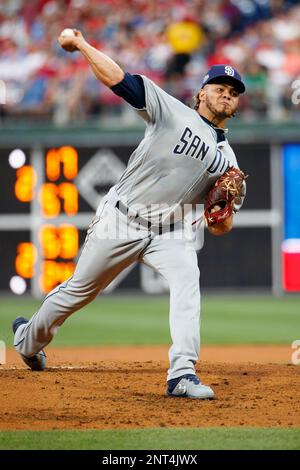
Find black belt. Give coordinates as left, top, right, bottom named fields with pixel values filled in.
left=115, top=200, right=177, bottom=233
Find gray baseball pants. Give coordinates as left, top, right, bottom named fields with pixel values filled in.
left=14, top=193, right=201, bottom=381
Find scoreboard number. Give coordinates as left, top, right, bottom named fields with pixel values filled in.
left=13, top=146, right=80, bottom=294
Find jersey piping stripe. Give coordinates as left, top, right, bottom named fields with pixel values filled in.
left=13, top=322, right=32, bottom=347
left=38, top=276, right=74, bottom=310
left=13, top=337, right=25, bottom=348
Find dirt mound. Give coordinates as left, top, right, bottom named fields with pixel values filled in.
left=1, top=347, right=299, bottom=430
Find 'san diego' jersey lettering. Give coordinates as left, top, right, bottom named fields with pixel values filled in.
left=207, top=149, right=230, bottom=174
left=173, top=127, right=210, bottom=161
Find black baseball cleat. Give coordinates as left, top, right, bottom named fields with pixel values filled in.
left=12, top=317, right=46, bottom=371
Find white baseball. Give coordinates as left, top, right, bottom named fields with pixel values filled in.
left=60, top=28, right=75, bottom=38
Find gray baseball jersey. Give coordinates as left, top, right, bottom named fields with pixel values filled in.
left=115, top=75, right=239, bottom=224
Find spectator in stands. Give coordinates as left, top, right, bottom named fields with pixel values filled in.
left=0, top=0, right=299, bottom=123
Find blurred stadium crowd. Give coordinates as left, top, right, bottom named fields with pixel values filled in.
left=0, top=0, right=300, bottom=124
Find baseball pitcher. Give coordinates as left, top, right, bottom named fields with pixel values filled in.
left=13, top=29, right=247, bottom=399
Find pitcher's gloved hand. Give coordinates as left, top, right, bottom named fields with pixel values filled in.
left=204, top=167, right=247, bottom=236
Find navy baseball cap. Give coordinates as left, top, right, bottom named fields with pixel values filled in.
left=201, top=65, right=246, bottom=94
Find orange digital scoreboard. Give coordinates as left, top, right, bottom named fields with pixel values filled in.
left=7, top=146, right=82, bottom=295
left=0, top=143, right=133, bottom=296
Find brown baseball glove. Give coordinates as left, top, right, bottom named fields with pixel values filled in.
left=204, top=167, right=247, bottom=236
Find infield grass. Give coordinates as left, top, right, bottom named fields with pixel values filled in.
left=0, top=294, right=299, bottom=347
left=0, top=428, right=299, bottom=450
